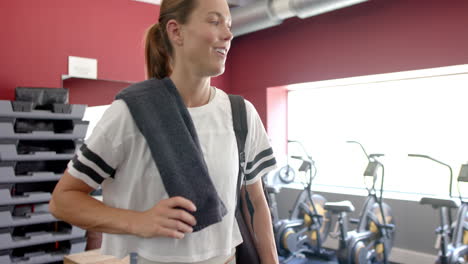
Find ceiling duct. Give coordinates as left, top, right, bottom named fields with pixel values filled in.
left=231, top=0, right=369, bottom=37
left=230, top=1, right=282, bottom=37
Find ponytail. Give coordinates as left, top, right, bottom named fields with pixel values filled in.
left=144, top=0, right=198, bottom=80
left=145, top=23, right=172, bottom=79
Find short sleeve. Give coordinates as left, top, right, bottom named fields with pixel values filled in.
left=67, top=100, right=128, bottom=189
left=242, top=100, right=277, bottom=185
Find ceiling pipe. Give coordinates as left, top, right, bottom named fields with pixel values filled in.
left=230, top=0, right=282, bottom=37
left=231, top=0, right=369, bottom=37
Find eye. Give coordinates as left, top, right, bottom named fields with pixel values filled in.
left=210, top=21, right=220, bottom=26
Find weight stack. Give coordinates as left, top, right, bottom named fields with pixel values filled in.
left=0, top=88, right=89, bottom=264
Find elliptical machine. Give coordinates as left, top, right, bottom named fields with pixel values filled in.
left=264, top=140, right=333, bottom=262
left=324, top=141, right=396, bottom=264
left=408, top=154, right=468, bottom=264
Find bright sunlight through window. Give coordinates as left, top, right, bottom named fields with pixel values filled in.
left=287, top=65, right=468, bottom=199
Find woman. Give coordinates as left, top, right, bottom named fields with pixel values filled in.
left=49, top=0, right=279, bottom=263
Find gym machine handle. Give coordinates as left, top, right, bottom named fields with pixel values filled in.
left=288, top=140, right=313, bottom=161
left=346, top=140, right=371, bottom=161
left=408, top=154, right=453, bottom=198
left=290, top=155, right=303, bottom=160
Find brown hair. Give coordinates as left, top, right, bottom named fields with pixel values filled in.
left=145, top=0, right=198, bottom=79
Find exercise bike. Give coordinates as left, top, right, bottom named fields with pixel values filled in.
left=264, top=140, right=333, bottom=262
left=276, top=140, right=306, bottom=184
left=408, top=154, right=468, bottom=264
left=324, top=141, right=396, bottom=264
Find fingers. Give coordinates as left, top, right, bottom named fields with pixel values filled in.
left=162, top=196, right=197, bottom=226
left=158, top=226, right=185, bottom=239
left=161, top=218, right=194, bottom=234
left=166, top=209, right=197, bottom=227
left=166, top=196, right=197, bottom=212
left=138, top=197, right=198, bottom=239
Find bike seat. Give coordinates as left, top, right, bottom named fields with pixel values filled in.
left=420, top=197, right=459, bottom=209
left=265, top=185, right=281, bottom=194
left=324, top=200, right=355, bottom=213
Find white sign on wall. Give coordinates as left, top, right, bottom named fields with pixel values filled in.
left=68, top=56, right=98, bottom=79
left=133, top=0, right=161, bottom=5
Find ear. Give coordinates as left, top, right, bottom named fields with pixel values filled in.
left=166, top=19, right=184, bottom=46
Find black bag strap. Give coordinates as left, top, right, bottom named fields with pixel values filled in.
left=228, top=94, right=247, bottom=196
left=228, top=94, right=256, bottom=229
left=229, top=94, right=261, bottom=264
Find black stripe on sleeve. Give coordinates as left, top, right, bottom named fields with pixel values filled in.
left=72, top=155, right=106, bottom=185
left=245, top=157, right=277, bottom=181
left=80, top=144, right=116, bottom=178
left=246, top=148, right=274, bottom=171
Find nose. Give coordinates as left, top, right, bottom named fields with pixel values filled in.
left=223, top=26, right=233, bottom=42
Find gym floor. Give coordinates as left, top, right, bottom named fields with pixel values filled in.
left=280, top=256, right=337, bottom=264
left=279, top=256, right=400, bottom=264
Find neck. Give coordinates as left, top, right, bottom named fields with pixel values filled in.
left=169, top=68, right=211, bottom=108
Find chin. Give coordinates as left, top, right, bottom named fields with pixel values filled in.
left=208, top=66, right=225, bottom=77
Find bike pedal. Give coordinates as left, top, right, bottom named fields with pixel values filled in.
left=319, top=248, right=336, bottom=260
left=305, top=248, right=336, bottom=260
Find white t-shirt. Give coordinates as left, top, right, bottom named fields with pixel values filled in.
left=67, top=87, right=277, bottom=263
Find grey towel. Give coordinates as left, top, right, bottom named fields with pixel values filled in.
left=115, top=77, right=227, bottom=232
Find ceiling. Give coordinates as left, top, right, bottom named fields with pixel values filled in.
left=131, top=0, right=369, bottom=37
left=132, top=0, right=256, bottom=8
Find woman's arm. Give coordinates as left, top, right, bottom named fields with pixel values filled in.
left=49, top=170, right=197, bottom=239
left=241, top=180, right=279, bottom=264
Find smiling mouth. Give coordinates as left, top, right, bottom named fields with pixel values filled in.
left=215, top=48, right=227, bottom=56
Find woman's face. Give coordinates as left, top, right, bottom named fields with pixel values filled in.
left=178, top=0, right=233, bottom=77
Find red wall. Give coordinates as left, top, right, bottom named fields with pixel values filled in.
left=267, top=86, right=288, bottom=159
left=0, top=0, right=157, bottom=101
left=2, top=0, right=467, bottom=112
left=0, top=0, right=228, bottom=103
left=227, top=0, right=468, bottom=124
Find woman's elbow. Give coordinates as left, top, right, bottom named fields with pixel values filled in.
left=49, top=187, right=70, bottom=221
left=49, top=196, right=62, bottom=220
left=48, top=170, right=89, bottom=220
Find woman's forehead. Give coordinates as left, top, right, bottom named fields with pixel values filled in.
left=193, top=0, right=231, bottom=20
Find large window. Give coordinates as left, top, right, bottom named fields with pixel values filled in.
left=287, top=65, right=468, bottom=199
